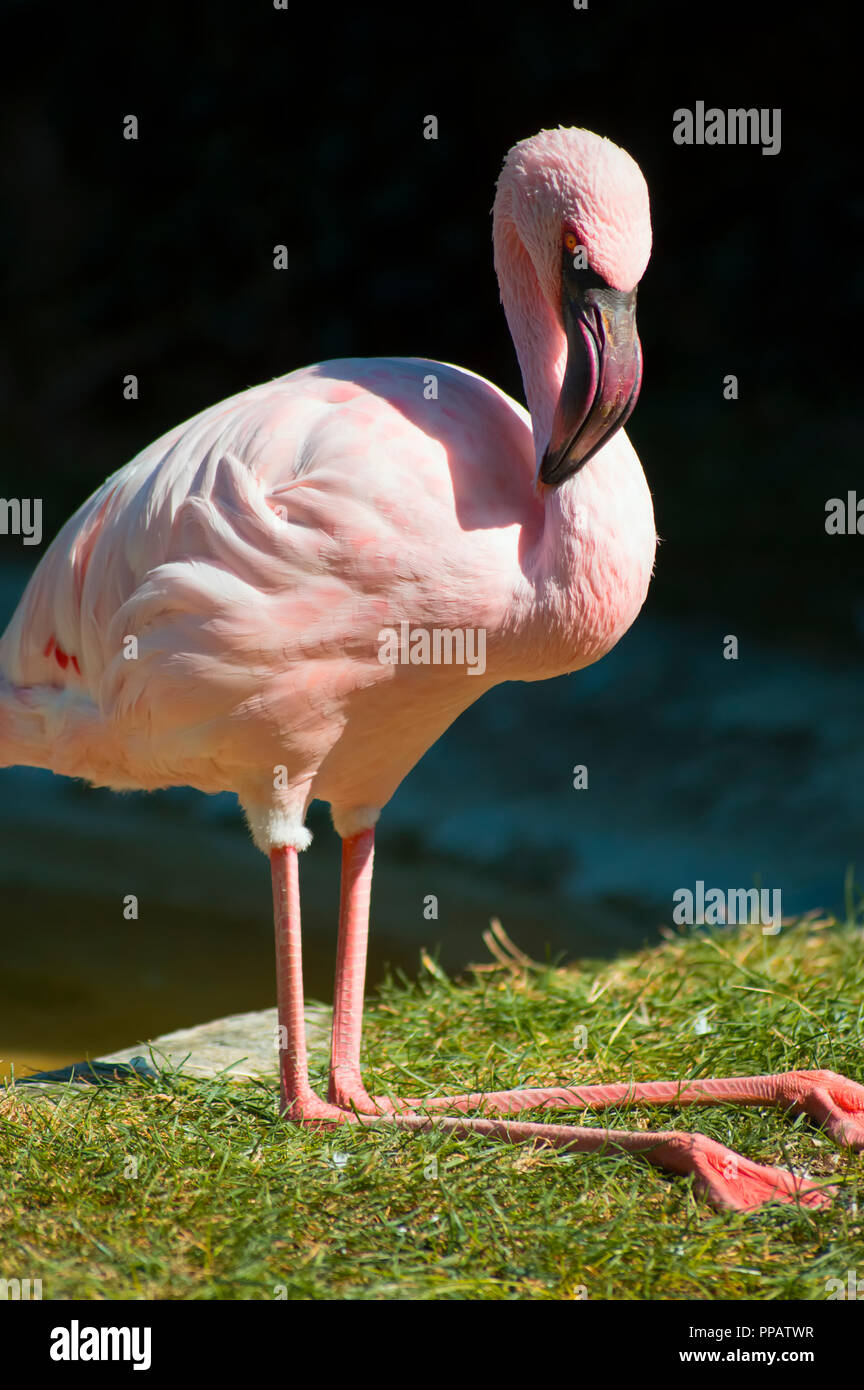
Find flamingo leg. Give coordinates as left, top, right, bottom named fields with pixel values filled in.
left=327, top=828, right=378, bottom=1111
left=376, top=1072, right=864, bottom=1150
left=291, top=829, right=857, bottom=1209
left=353, top=1113, right=832, bottom=1213
left=270, top=845, right=343, bottom=1122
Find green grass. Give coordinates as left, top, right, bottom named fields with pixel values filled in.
left=2, top=907, right=863, bottom=1300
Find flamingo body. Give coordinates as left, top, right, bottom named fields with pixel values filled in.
left=0, top=355, right=654, bottom=848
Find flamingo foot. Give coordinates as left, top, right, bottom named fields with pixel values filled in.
left=776, top=1069, right=864, bottom=1149
left=678, top=1134, right=832, bottom=1212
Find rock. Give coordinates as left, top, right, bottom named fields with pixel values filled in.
left=9, top=1004, right=331, bottom=1094
left=97, top=1004, right=332, bottom=1079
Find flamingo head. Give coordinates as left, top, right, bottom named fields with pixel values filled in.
left=494, top=127, right=652, bottom=483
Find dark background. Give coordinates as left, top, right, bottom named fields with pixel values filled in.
left=0, top=0, right=861, bottom=1070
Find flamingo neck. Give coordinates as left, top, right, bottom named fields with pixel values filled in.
left=493, top=213, right=566, bottom=470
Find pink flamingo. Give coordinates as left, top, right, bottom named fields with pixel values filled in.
left=2, top=127, right=862, bottom=1210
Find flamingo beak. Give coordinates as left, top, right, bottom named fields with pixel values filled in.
left=539, top=269, right=642, bottom=486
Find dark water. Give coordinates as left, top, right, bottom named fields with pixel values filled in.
left=1, top=561, right=862, bottom=1075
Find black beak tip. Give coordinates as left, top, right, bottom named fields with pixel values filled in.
left=539, top=432, right=606, bottom=486
left=538, top=448, right=555, bottom=486
left=538, top=445, right=568, bottom=487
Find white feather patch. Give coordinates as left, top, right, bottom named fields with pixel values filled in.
left=242, top=801, right=313, bottom=854
left=330, top=804, right=381, bottom=838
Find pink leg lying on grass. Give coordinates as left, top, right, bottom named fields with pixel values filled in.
left=373, top=1073, right=864, bottom=1150
left=272, top=832, right=861, bottom=1211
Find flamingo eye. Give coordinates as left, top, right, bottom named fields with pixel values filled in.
left=563, top=230, right=580, bottom=252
